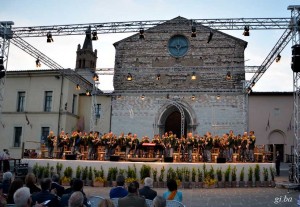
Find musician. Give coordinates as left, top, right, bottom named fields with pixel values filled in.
left=197, top=136, right=205, bottom=162
left=57, top=130, right=66, bottom=159
left=131, top=134, right=139, bottom=157
left=248, top=131, right=256, bottom=162
left=169, top=131, right=176, bottom=158
left=87, top=131, right=95, bottom=160
left=186, top=133, right=194, bottom=162
left=162, top=132, right=170, bottom=157
left=179, top=135, right=186, bottom=161
left=140, top=136, right=150, bottom=157
left=227, top=131, right=235, bottom=162
left=108, top=134, right=118, bottom=158
left=47, top=131, right=55, bottom=158
left=240, top=132, right=248, bottom=162
left=204, top=132, right=213, bottom=162
left=118, top=132, right=126, bottom=153
left=152, top=134, right=163, bottom=157
left=125, top=133, right=133, bottom=159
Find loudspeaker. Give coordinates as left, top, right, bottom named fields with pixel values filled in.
left=65, top=154, right=77, bottom=160
left=164, top=157, right=173, bottom=163
left=110, top=155, right=120, bottom=161
left=292, top=44, right=300, bottom=72
left=217, top=157, right=226, bottom=163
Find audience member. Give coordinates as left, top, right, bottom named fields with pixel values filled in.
left=25, top=173, right=41, bottom=194
left=7, top=178, right=24, bottom=204
left=60, top=179, right=90, bottom=207
left=109, top=175, right=128, bottom=199
left=64, top=178, right=75, bottom=194
left=2, top=171, right=13, bottom=194
left=162, top=179, right=182, bottom=202
left=68, top=191, right=83, bottom=207
left=118, top=182, right=147, bottom=207
left=0, top=184, right=7, bottom=207
left=139, top=177, right=157, bottom=200
left=31, top=178, right=60, bottom=207
left=152, top=196, right=166, bottom=207
left=50, top=174, right=65, bottom=197
left=98, top=198, right=114, bottom=207
left=13, top=187, right=31, bottom=207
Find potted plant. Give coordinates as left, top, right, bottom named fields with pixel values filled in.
left=111, top=167, right=118, bottom=186
left=262, top=167, right=269, bottom=187
left=118, top=169, right=126, bottom=177
left=197, top=168, right=203, bottom=188
left=183, top=167, right=191, bottom=189
left=216, top=168, right=224, bottom=188
left=76, top=166, right=82, bottom=179
left=191, top=168, right=196, bottom=188
left=231, top=166, right=237, bottom=187
left=254, top=164, right=261, bottom=187
left=37, top=166, right=45, bottom=181
left=32, top=163, right=39, bottom=178
left=167, top=167, right=176, bottom=181
left=152, top=168, right=158, bottom=187
left=82, top=166, right=88, bottom=185
left=224, top=165, right=231, bottom=187
left=158, top=166, right=165, bottom=188
left=93, top=167, right=106, bottom=187
left=62, top=166, right=73, bottom=186
left=44, top=163, right=50, bottom=178
left=204, top=175, right=216, bottom=188
left=247, top=166, right=253, bottom=187
left=140, top=165, right=151, bottom=187
left=87, top=166, right=93, bottom=186
left=269, top=167, right=276, bottom=187
left=50, top=166, right=55, bottom=178
left=239, top=167, right=245, bottom=187
left=56, top=163, right=63, bottom=177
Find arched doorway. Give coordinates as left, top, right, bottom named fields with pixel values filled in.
left=268, top=130, right=286, bottom=162
left=164, top=111, right=187, bottom=138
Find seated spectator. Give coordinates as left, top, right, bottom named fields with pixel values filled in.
left=50, top=174, right=65, bottom=197
left=13, top=187, right=31, bottom=207
left=0, top=184, right=7, bottom=207
left=7, top=178, right=24, bottom=204
left=2, top=171, right=13, bottom=195
left=152, top=196, right=166, bottom=207
left=64, top=178, right=75, bottom=194
left=60, top=179, right=89, bottom=207
left=25, top=173, right=41, bottom=194
left=68, top=191, right=83, bottom=207
left=99, top=198, right=114, bottom=207
left=139, top=177, right=157, bottom=200
left=162, top=179, right=182, bottom=202
left=109, top=175, right=128, bottom=199
left=118, top=182, right=147, bottom=207
left=31, top=178, right=60, bottom=207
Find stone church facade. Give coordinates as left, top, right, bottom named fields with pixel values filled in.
left=111, top=17, right=248, bottom=138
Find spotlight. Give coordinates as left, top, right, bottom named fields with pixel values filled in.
left=47, top=32, right=54, bottom=43
left=86, top=90, right=91, bottom=96
left=207, top=31, right=213, bottom=43
left=127, top=73, right=133, bottom=81
left=216, top=95, right=221, bottom=100
left=243, top=26, right=250, bottom=36
left=117, top=95, right=122, bottom=99
left=226, top=71, right=232, bottom=80
left=191, top=72, right=196, bottom=80
left=191, top=25, right=196, bottom=37
left=36, top=58, right=41, bottom=67
left=141, top=94, right=145, bottom=100
left=191, top=95, right=195, bottom=101
left=276, top=54, right=281, bottom=63
left=76, top=84, right=81, bottom=90
left=0, top=57, right=5, bottom=79
left=93, top=73, right=99, bottom=81
left=156, top=74, right=161, bottom=80
left=139, top=28, right=145, bottom=39
left=92, top=31, right=98, bottom=40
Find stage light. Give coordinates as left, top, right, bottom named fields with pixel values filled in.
left=207, top=31, right=213, bottom=43
left=47, top=32, right=54, bottom=43
left=276, top=54, right=281, bottom=63
left=156, top=74, right=161, bottom=80
left=86, top=90, right=91, bottom=96
left=76, top=84, right=80, bottom=90
left=127, top=73, right=133, bottom=81
left=0, top=57, right=5, bottom=79
left=36, top=58, right=41, bottom=67
left=92, top=31, right=98, bottom=40
left=191, top=95, right=195, bottom=101
left=226, top=71, right=232, bottom=80
left=243, top=26, right=250, bottom=36
left=191, top=25, right=196, bottom=37
left=216, top=95, right=221, bottom=100
left=139, top=28, right=145, bottom=39
left=93, top=73, right=99, bottom=81
left=191, top=72, right=196, bottom=80
left=141, top=94, right=145, bottom=100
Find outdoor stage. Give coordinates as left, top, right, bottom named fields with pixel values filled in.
left=21, top=158, right=275, bottom=181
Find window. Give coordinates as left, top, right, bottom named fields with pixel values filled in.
left=14, top=127, right=22, bottom=147
left=41, top=127, right=50, bottom=144
left=17, top=91, right=25, bottom=112
left=95, top=104, right=101, bottom=118
left=72, top=94, right=77, bottom=114
left=44, top=91, right=53, bottom=112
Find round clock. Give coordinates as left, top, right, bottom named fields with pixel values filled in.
left=168, top=35, right=189, bottom=57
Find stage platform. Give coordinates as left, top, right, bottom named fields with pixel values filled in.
left=21, top=158, right=275, bottom=181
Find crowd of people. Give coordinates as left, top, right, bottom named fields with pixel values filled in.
left=0, top=171, right=181, bottom=207
left=45, top=130, right=256, bottom=163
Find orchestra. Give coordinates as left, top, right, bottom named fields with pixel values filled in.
left=43, top=129, right=260, bottom=163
